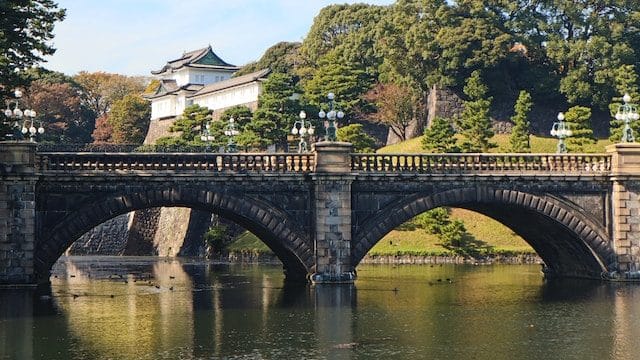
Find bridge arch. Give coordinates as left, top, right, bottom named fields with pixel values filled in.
left=352, top=187, right=616, bottom=279
left=35, top=187, right=314, bottom=283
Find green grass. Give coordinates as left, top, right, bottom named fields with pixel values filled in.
left=368, top=208, right=534, bottom=256
left=226, top=209, right=535, bottom=257
left=226, top=231, right=272, bottom=254
left=378, top=134, right=612, bottom=154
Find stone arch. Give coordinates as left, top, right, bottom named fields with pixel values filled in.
left=352, top=187, right=616, bottom=279
left=35, top=187, right=314, bottom=283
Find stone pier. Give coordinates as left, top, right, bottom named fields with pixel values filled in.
left=310, top=142, right=356, bottom=283
left=607, top=143, right=640, bottom=278
left=0, top=142, right=37, bottom=285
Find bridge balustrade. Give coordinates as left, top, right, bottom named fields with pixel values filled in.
left=35, top=152, right=315, bottom=173
left=351, top=153, right=611, bottom=174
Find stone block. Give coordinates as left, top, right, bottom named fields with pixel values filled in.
left=618, top=223, right=631, bottom=232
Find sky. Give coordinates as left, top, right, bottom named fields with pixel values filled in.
left=44, top=0, right=395, bottom=77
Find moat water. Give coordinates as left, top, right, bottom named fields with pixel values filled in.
left=1, top=257, right=640, bottom=360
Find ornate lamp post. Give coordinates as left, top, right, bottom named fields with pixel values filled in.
left=318, top=92, right=344, bottom=142
left=223, top=117, right=240, bottom=153
left=291, top=110, right=315, bottom=153
left=3, top=89, right=44, bottom=141
left=550, top=112, right=572, bottom=154
left=615, top=93, right=639, bottom=143
left=200, top=121, right=215, bottom=151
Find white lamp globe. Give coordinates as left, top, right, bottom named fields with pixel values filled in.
left=624, top=93, right=632, bottom=104
left=318, top=110, right=326, bottom=118
left=557, top=112, right=565, bottom=121
left=327, top=92, right=335, bottom=100
left=38, top=126, right=44, bottom=134
left=299, top=110, right=306, bottom=119
left=337, top=111, right=345, bottom=119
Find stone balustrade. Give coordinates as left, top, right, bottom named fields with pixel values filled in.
left=35, top=152, right=315, bottom=173
left=351, top=153, right=611, bottom=174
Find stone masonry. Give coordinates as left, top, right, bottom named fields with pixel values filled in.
left=311, top=142, right=356, bottom=283
left=608, top=144, right=640, bottom=277
left=0, top=142, right=37, bottom=284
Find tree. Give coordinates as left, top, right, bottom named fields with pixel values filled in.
left=564, top=106, right=595, bottom=152
left=92, top=114, right=112, bottom=143
left=0, top=0, right=66, bottom=94
left=509, top=91, right=532, bottom=153
left=251, top=73, right=300, bottom=149
left=336, top=124, right=376, bottom=153
left=167, top=104, right=211, bottom=143
left=363, top=83, right=417, bottom=141
left=609, top=65, right=640, bottom=142
left=22, top=80, right=87, bottom=143
left=298, top=3, right=385, bottom=85
left=107, top=94, right=150, bottom=144
left=540, top=2, right=640, bottom=109
left=303, top=51, right=371, bottom=117
left=235, top=42, right=301, bottom=77
left=422, top=117, right=458, bottom=153
left=73, top=71, right=145, bottom=117
left=457, top=71, right=495, bottom=152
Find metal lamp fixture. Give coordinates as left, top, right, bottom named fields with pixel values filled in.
left=318, top=92, right=344, bottom=142
left=615, top=93, right=639, bottom=143
left=200, top=121, right=215, bottom=151
left=291, top=110, right=315, bottom=153
left=223, top=117, right=240, bottom=153
left=550, top=112, right=572, bottom=154
left=3, top=89, right=44, bottom=141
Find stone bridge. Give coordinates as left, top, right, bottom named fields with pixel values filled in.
left=2, top=141, right=640, bottom=285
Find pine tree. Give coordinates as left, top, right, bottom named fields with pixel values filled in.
left=457, top=71, right=495, bottom=152
left=609, top=65, right=640, bottom=143
left=168, top=104, right=211, bottom=143
left=336, top=124, right=376, bottom=152
left=422, top=117, right=458, bottom=153
left=251, top=73, right=300, bottom=149
left=564, top=106, right=595, bottom=152
left=509, top=90, right=532, bottom=152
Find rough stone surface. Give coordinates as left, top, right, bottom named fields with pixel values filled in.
left=68, top=213, right=129, bottom=255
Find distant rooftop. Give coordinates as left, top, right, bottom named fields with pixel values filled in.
left=151, top=45, right=240, bottom=75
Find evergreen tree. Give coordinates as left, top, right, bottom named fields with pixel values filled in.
left=564, top=106, right=595, bottom=152
left=336, top=124, right=376, bottom=152
left=166, top=104, right=211, bottom=144
left=609, top=65, right=640, bottom=143
left=0, top=0, right=66, bottom=94
left=421, top=117, right=458, bottom=153
left=251, top=73, right=300, bottom=149
left=457, top=71, right=495, bottom=152
left=303, top=51, right=371, bottom=117
left=509, top=91, right=532, bottom=152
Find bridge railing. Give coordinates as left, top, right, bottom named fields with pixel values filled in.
left=351, top=153, right=611, bottom=174
left=36, top=153, right=315, bottom=173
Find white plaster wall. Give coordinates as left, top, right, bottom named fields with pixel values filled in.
left=191, top=83, right=261, bottom=111
left=151, top=97, right=177, bottom=120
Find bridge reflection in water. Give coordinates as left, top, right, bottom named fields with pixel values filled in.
left=1, top=258, right=640, bottom=359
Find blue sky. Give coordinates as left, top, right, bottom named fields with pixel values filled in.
left=44, top=0, right=395, bottom=77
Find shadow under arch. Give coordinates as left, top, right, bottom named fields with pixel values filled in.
left=352, top=187, right=616, bottom=279
left=35, top=187, right=314, bottom=283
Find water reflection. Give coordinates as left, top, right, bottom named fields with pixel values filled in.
left=1, top=259, right=640, bottom=359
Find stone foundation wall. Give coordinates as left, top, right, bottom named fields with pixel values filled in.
left=123, top=208, right=161, bottom=255
left=68, top=213, right=129, bottom=255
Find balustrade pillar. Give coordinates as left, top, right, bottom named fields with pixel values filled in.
left=0, top=142, right=37, bottom=285
left=607, top=144, right=640, bottom=278
left=310, top=142, right=356, bottom=283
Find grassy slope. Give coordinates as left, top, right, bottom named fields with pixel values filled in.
left=226, top=134, right=611, bottom=256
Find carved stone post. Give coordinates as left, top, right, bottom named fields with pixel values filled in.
left=311, top=142, right=356, bottom=283
left=607, top=143, right=640, bottom=278
left=0, top=142, right=37, bottom=285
